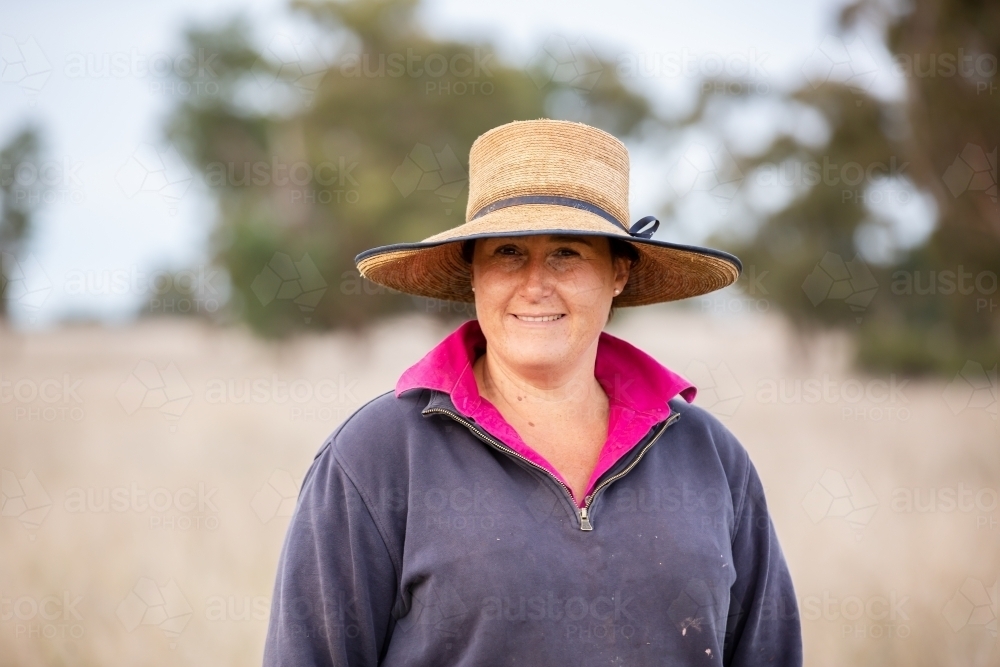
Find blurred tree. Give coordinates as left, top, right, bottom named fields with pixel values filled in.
left=166, top=0, right=660, bottom=336
left=0, top=125, right=46, bottom=319
left=679, top=0, right=999, bottom=376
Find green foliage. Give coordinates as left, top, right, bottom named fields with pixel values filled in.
left=166, top=0, right=659, bottom=336
left=166, top=0, right=997, bottom=377
left=0, top=125, right=45, bottom=317
left=686, top=0, right=999, bottom=376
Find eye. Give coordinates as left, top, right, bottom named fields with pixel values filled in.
left=494, top=244, right=521, bottom=256
left=553, top=247, right=580, bottom=257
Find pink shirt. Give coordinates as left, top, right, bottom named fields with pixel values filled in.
left=395, top=319, right=697, bottom=507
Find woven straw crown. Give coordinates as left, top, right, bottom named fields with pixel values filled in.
left=464, top=120, right=629, bottom=229
left=355, top=118, right=742, bottom=306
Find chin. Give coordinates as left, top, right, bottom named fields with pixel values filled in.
left=505, top=341, right=572, bottom=369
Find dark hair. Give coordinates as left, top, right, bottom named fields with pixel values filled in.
left=606, top=238, right=638, bottom=323
left=460, top=238, right=476, bottom=264
left=460, top=236, right=639, bottom=323
left=459, top=236, right=639, bottom=266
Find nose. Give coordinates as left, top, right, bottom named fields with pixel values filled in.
left=518, top=252, right=555, bottom=300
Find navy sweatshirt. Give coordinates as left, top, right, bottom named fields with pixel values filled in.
left=263, top=386, right=802, bottom=666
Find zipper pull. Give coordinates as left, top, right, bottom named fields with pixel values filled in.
left=579, top=506, right=593, bottom=531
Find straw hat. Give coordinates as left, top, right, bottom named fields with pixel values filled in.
left=354, top=118, right=741, bottom=306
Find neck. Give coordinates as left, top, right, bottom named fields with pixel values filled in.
left=473, top=339, right=607, bottom=416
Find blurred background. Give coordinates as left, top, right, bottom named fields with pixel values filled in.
left=0, top=0, right=997, bottom=664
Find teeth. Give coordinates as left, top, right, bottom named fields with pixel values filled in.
left=517, top=314, right=564, bottom=322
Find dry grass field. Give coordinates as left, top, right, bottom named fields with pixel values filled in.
left=1, top=305, right=997, bottom=666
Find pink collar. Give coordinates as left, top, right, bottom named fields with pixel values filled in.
left=396, top=319, right=696, bottom=507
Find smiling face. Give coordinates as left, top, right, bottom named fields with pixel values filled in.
left=469, top=234, right=631, bottom=380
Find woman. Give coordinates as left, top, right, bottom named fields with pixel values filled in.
left=263, top=119, right=802, bottom=666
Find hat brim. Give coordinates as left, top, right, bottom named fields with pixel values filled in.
left=354, top=204, right=741, bottom=307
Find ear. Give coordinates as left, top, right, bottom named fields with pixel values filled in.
left=612, top=254, right=631, bottom=294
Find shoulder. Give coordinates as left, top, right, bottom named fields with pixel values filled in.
left=306, top=388, right=431, bottom=506
left=666, top=396, right=754, bottom=511
left=668, top=396, right=749, bottom=453
left=308, top=387, right=430, bottom=458
left=322, top=388, right=428, bottom=453
left=285, top=391, right=419, bottom=577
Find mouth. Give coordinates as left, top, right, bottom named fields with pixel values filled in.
left=512, top=313, right=566, bottom=322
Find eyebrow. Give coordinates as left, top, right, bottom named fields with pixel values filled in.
left=547, top=235, right=594, bottom=246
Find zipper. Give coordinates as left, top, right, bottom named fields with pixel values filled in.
left=422, top=406, right=580, bottom=521
left=423, top=406, right=682, bottom=532
left=578, top=411, right=681, bottom=530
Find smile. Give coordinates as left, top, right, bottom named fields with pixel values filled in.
left=513, top=314, right=565, bottom=322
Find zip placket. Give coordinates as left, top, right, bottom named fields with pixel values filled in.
left=422, top=406, right=681, bottom=531
left=579, top=411, right=681, bottom=530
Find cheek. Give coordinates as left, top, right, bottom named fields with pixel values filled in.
left=472, top=260, right=510, bottom=285
left=471, top=277, right=513, bottom=320
left=557, top=264, right=614, bottom=300
left=473, top=267, right=512, bottom=296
